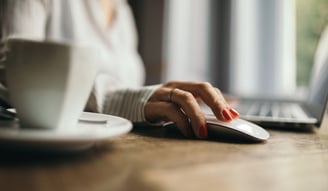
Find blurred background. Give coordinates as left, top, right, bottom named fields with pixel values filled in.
left=128, top=0, right=328, bottom=97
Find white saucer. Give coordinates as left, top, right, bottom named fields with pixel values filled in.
left=0, top=112, right=132, bottom=151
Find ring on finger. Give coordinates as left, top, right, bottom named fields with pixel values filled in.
left=168, top=88, right=177, bottom=102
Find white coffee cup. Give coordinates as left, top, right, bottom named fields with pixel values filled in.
left=5, top=38, right=98, bottom=129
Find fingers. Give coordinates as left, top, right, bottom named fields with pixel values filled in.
left=168, top=88, right=207, bottom=137
left=144, top=81, right=240, bottom=139
left=165, top=81, right=239, bottom=121
left=144, top=101, right=194, bottom=137
left=148, top=87, right=207, bottom=138
left=214, top=88, right=240, bottom=120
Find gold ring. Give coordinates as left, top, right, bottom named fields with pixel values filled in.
left=168, top=88, right=176, bottom=102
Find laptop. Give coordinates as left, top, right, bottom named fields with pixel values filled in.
left=202, top=26, right=328, bottom=129
left=229, top=27, right=328, bottom=129
left=202, top=81, right=328, bottom=129
left=230, top=85, right=328, bottom=129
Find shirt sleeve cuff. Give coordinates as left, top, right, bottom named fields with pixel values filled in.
left=101, top=84, right=161, bottom=122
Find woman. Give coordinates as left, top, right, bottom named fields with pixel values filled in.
left=1, top=0, right=239, bottom=139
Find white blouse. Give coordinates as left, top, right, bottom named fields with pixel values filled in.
left=2, top=0, right=159, bottom=122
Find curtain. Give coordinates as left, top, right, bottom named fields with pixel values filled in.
left=163, top=0, right=297, bottom=97
left=229, top=0, right=296, bottom=97
left=162, top=0, right=211, bottom=82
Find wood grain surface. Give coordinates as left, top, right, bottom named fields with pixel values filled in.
left=0, top=118, right=328, bottom=191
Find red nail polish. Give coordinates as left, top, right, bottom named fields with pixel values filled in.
left=199, top=124, right=208, bottom=138
left=229, top=108, right=240, bottom=117
left=222, top=109, right=233, bottom=121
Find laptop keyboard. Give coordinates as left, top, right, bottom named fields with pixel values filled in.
left=237, top=101, right=309, bottom=119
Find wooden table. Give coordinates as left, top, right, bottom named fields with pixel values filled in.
left=1, top=116, right=328, bottom=191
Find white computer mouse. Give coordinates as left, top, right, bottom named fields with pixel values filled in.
left=163, top=115, right=270, bottom=142
left=205, top=115, right=270, bottom=142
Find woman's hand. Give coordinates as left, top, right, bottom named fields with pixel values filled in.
left=144, top=81, right=240, bottom=139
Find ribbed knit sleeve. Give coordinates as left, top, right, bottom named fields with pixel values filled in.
left=101, top=85, right=160, bottom=122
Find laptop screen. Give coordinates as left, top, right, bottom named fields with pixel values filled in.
left=307, top=44, right=328, bottom=122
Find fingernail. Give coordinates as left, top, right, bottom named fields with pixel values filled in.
left=222, top=109, right=233, bottom=121
left=229, top=108, right=240, bottom=117
left=199, top=124, right=208, bottom=138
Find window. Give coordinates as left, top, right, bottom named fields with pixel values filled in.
left=229, top=0, right=296, bottom=97
left=152, top=0, right=328, bottom=97
left=296, top=0, right=328, bottom=87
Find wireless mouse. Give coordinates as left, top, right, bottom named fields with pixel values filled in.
left=205, top=115, right=270, bottom=142
left=163, top=115, right=270, bottom=142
